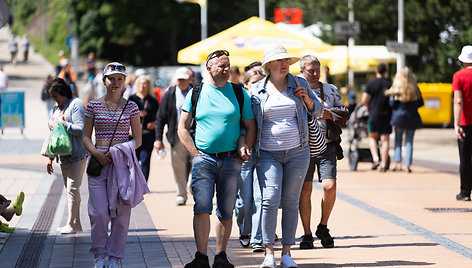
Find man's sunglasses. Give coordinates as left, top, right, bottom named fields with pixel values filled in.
left=206, top=50, right=229, bottom=66
left=107, top=64, right=126, bottom=72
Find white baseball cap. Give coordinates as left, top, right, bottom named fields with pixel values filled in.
left=458, top=45, right=472, bottom=63
left=174, top=67, right=190, bottom=80
left=103, top=62, right=127, bottom=77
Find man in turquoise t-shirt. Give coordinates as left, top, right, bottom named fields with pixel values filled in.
left=178, top=50, right=256, bottom=268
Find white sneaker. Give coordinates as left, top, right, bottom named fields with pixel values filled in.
left=176, top=196, right=186, bottom=206
left=260, top=253, right=276, bottom=268
left=280, top=253, right=298, bottom=268
left=94, top=256, right=106, bottom=268
left=107, top=257, right=121, bottom=268
left=57, top=225, right=76, bottom=234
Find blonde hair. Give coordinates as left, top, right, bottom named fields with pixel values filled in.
left=386, top=67, right=420, bottom=102
left=242, top=68, right=265, bottom=86
left=133, top=75, right=156, bottom=97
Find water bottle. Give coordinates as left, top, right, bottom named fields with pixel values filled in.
left=157, top=149, right=166, bottom=160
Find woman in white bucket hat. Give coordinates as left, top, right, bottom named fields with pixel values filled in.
left=250, top=45, right=323, bottom=268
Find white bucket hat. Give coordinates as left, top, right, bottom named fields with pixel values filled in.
left=458, top=45, right=472, bottom=63
left=103, top=62, right=127, bottom=77
left=262, top=45, right=300, bottom=68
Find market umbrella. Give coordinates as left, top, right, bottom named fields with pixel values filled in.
left=317, top=45, right=397, bottom=75
left=177, top=16, right=333, bottom=68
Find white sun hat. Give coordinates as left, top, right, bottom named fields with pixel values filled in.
left=262, top=45, right=300, bottom=68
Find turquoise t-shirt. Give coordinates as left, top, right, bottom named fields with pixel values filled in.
left=182, top=82, right=254, bottom=153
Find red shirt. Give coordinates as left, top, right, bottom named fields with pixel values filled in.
left=452, top=67, right=472, bottom=126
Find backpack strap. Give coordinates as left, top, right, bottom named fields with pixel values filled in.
left=191, top=83, right=203, bottom=118
left=231, top=82, right=244, bottom=118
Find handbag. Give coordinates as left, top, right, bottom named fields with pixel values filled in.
left=86, top=99, right=129, bottom=177
left=40, top=130, right=54, bottom=158
left=308, top=114, right=327, bottom=157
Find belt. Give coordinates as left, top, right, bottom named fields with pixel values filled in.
left=201, top=150, right=237, bottom=158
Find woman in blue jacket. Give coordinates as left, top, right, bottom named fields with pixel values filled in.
left=387, top=67, right=423, bottom=173
left=250, top=46, right=323, bottom=268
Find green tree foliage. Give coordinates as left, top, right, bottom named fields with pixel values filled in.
left=269, top=0, right=472, bottom=82
left=9, top=0, right=472, bottom=82
left=67, top=0, right=261, bottom=66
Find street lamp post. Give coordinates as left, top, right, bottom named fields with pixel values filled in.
left=176, top=0, right=207, bottom=40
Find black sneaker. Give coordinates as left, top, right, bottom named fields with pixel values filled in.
left=456, top=192, right=471, bottom=201
left=252, top=243, right=264, bottom=252
left=315, top=225, right=334, bottom=248
left=185, top=251, right=210, bottom=268
left=299, top=234, right=314, bottom=249
left=239, top=234, right=250, bottom=248
left=212, top=251, right=234, bottom=268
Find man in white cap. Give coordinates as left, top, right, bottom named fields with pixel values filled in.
left=453, top=45, right=472, bottom=201
left=154, top=67, right=193, bottom=206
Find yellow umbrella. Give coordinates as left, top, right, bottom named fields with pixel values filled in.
left=177, top=16, right=333, bottom=67
left=317, top=45, right=397, bottom=75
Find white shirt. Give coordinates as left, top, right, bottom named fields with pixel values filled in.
left=0, top=71, right=8, bottom=91
left=175, top=85, right=189, bottom=123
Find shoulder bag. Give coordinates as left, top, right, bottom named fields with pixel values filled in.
left=87, top=99, right=129, bottom=177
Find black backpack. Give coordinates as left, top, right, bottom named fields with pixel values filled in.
left=189, top=82, right=244, bottom=140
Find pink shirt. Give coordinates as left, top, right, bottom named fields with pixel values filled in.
left=85, top=99, right=140, bottom=142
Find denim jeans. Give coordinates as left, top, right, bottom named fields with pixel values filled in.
left=394, top=127, right=416, bottom=166
left=235, top=155, right=262, bottom=243
left=256, top=145, right=310, bottom=245
left=191, top=151, right=241, bottom=219
left=136, top=132, right=155, bottom=181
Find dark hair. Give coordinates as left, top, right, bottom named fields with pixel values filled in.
left=48, top=78, right=73, bottom=99
left=376, top=62, right=388, bottom=75
left=244, top=61, right=262, bottom=72
left=230, top=66, right=240, bottom=75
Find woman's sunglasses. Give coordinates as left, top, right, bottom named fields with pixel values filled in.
left=206, top=50, right=229, bottom=66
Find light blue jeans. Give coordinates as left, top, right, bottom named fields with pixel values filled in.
left=257, top=145, right=310, bottom=245
left=394, top=127, right=416, bottom=167
left=235, top=155, right=263, bottom=244
left=191, top=152, right=241, bottom=219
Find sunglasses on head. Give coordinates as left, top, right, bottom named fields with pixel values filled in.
left=107, top=64, right=126, bottom=72
left=206, top=50, right=229, bottom=66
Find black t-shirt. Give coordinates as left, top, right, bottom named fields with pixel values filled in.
left=129, top=94, right=159, bottom=135
left=364, top=77, right=392, bottom=122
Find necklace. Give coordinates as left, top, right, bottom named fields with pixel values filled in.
left=105, top=97, right=121, bottom=121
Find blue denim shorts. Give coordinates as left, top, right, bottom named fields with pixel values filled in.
left=305, top=142, right=337, bottom=182
left=191, top=152, right=242, bottom=219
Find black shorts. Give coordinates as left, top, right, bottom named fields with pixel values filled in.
left=368, top=119, right=392, bottom=135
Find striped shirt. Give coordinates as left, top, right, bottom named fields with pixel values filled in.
left=261, top=89, right=301, bottom=151
left=85, top=99, right=140, bottom=142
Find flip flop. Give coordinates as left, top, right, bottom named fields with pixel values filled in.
left=12, top=191, right=24, bottom=216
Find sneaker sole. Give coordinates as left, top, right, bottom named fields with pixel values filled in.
left=299, top=242, right=314, bottom=249
left=320, top=241, right=334, bottom=248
